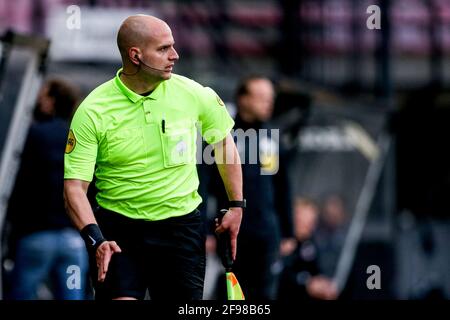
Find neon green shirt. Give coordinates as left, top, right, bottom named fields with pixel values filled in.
left=64, top=69, right=234, bottom=221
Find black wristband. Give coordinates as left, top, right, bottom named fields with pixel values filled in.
left=80, top=224, right=106, bottom=253
left=228, top=199, right=246, bottom=209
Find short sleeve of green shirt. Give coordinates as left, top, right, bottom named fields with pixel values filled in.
left=197, top=87, right=234, bottom=144
left=64, top=105, right=98, bottom=182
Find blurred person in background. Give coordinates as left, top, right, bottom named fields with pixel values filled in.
left=63, top=15, right=243, bottom=300
left=315, top=193, right=348, bottom=277
left=278, top=198, right=338, bottom=300
left=202, top=75, right=295, bottom=300
left=5, top=79, right=88, bottom=300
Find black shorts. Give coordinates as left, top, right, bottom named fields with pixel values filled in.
left=90, top=206, right=206, bottom=300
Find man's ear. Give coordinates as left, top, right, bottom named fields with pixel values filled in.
left=128, top=47, right=140, bottom=65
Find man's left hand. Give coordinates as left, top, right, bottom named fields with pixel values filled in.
left=215, top=207, right=243, bottom=261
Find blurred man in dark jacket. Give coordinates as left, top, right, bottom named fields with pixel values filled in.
left=5, top=79, right=88, bottom=299
left=200, top=76, right=295, bottom=299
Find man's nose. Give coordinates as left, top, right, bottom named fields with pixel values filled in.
left=170, top=48, right=179, bottom=61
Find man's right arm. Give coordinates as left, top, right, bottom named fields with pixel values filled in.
left=64, top=178, right=121, bottom=282
left=64, top=179, right=96, bottom=230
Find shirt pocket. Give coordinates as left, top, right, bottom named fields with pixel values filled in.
left=106, top=127, right=147, bottom=166
left=160, top=119, right=196, bottom=168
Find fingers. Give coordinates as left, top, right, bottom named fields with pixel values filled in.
left=96, top=242, right=107, bottom=282
left=98, top=256, right=108, bottom=282
left=96, top=241, right=121, bottom=282
left=103, top=248, right=112, bottom=273
left=214, top=217, right=225, bottom=234
left=98, top=251, right=109, bottom=282
left=110, top=241, right=122, bottom=253
left=215, top=212, right=232, bottom=234
left=215, top=224, right=225, bottom=234
left=230, top=235, right=237, bottom=261
left=215, top=210, right=241, bottom=260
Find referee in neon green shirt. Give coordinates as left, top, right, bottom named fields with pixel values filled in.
left=63, top=15, right=244, bottom=300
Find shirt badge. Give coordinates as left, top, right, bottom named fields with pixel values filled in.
left=65, top=129, right=76, bottom=154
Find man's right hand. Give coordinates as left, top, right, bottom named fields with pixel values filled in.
left=96, top=241, right=122, bottom=282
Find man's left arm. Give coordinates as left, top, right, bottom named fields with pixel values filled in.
left=213, top=133, right=243, bottom=261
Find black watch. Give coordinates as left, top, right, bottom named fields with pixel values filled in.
left=228, top=199, right=246, bottom=209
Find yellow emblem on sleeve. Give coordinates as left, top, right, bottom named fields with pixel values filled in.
left=216, top=95, right=224, bottom=106
left=65, top=129, right=76, bottom=154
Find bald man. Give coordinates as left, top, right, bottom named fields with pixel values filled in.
left=64, top=15, right=244, bottom=300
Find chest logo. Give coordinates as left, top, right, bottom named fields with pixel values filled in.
left=175, top=139, right=187, bottom=156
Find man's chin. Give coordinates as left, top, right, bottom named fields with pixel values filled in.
left=162, top=72, right=172, bottom=80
